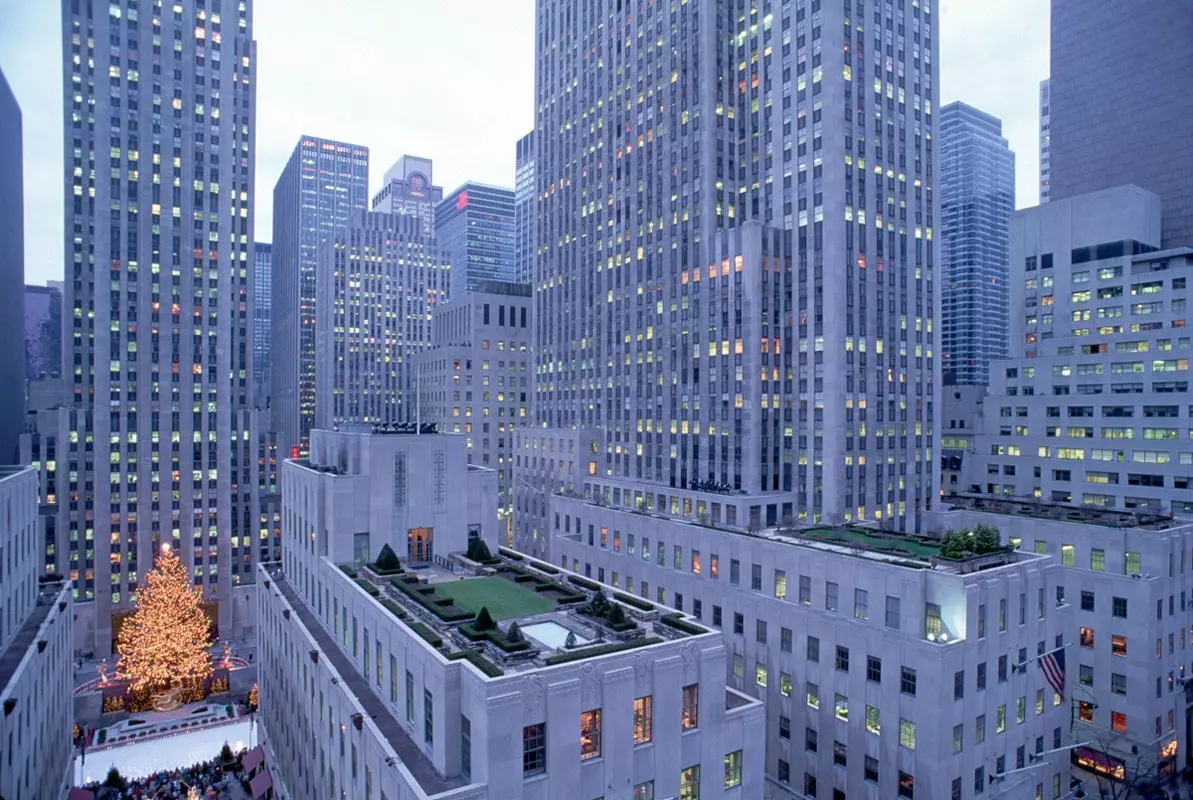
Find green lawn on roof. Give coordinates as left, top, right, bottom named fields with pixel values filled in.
left=807, top=528, right=940, bottom=560
left=437, top=576, right=555, bottom=621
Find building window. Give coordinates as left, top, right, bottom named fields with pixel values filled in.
left=799, top=575, right=811, bottom=604
left=723, top=750, right=742, bottom=788
left=1112, top=597, right=1128, bottom=618
left=1111, top=674, right=1126, bottom=696
left=1111, top=712, right=1127, bottom=733
left=756, top=619, right=767, bottom=643
left=867, top=656, right=882, bottom=683
left=1079, top=701, right=1095, bottom=722
left=805, top=727, right=818, bottom=752
left=633, top=696, right=653, bottom=744
left=953, top=724, right=964, bottom=754
left=854, top=588, right=869, bottom=619
left=780, top=672, right=792, bottom=696
left=751, top=563, right=762, bottom=591
left=777, top=759, right=789, bottom=784
left=691, top=550, right=701, bottom=574
left=898, top=771, right=915, bottom=799
left=826, top=581, right=839, bottom=612
left=1112, top=635, right=1127, bottom=657
left=733, top=613, right=744, bottom=635
left=1079, top=627, right=1095, bottom=648
left=834, top=693, right=849, bottom=722
left=864, top=755, right=879, bottom=783
left=807, top=682, right=820, bottom=710
left=780, top=627, right=792, bottom=652
left=835, top=645, right=850, bottom=672
left=424, top=690, right=434, bottom=745
left=900, top=667, right=917, bottom=696
left=1080, top=590, right=1095, bottom=611
left=900, top=719, right=916, bottom=750
left=682, top=684, right=699, bottom=729
left=633, top=782, right=654, bottom=800
left=523, top=722, right=547, bottom=774
left=865, top=705, right=880, bottom=734
left=807, top=636, right=820, bottom=662
left=461, top=716, right=472, bottom=782
left=756, top=663, right=768, bottom=687
left=774, top=569, right=787, bottom=599
left=779, top=715, right=791, bottom=739
left=680, top=765, right=700, bottom=800
left=833, top=741, right=848, bottom=767
left=885, top=595, right=901, bottom=629
left=1091, top=548, right=1105, bottom=571
left=925, top=602, right=942, bottom=639
left=405, top=671, right=414, bottom=723
left=729, top=559, right=740, bottom=584
left=580, top=709, right=601, bottom=760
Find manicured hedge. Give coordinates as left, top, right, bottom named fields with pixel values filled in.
left=354, top=579, right=380, bottom=597
left=660, top=613, right=707, bottom=636
left=379, top=599, right=409, bottom=621
left=497, top=547, right=524, bottom=561
left=408, top=622, right=443, bottom=649
left=613, top=592, right=654, bottom=612
left=459, top=623, right=531, bottom=653
left=570, top=576, right=600, bottom=591
left=447, top=649, right=505, bottom=678
left=543, top=637, right=663, bottom=666
left=534, top=564, right=560, bottom=575
left=390, top=577, right=474, bottom=622
left=367, top=561, right=403, bottom=576
left=338, top=564, right=357, bottom=578
left=577, top=607, right=637, bottom=632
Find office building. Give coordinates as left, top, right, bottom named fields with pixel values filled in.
left=271, top=136, right=370, bottom=458
left=549, top=494, right=1074, bottom=799
left=1048, top=0, right=1193, bottom=246
left=259, top=426, right=763, bottom=799
left=25, top=284, right=63, bottom=380
left=1038, top=80, right=1051, bottom=205
left=512, top=428, right=601, bottom=558
left=371, top=154, right=442, bottom=235
left=0, top=466, right=74, bottom=800
left=414, top=282, right=533, bottom=535
left=962, top=185, right=1191, bottom=516
left=436, top=183, right=516, bottom=299
left=939, top=497, right=1193, bottom=782
left=0, top=68, right=26, bottom=464
left=58, top=0, right=261, bottom=653
left=940, top=385, right=986, bottom=497
left=254, top=242, right=272, bottom=407
left=940, top=102, right=1015, bottom=386
left=314, top=211, right=447, bottom=429
left=515, top=132, right=536, bottom=284
left=528, top=0, right=940, bottom=534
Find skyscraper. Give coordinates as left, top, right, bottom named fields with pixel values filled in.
left=940, top=102, right=1015, bottom=386
left=253, top=242, right=271, bottom=407
left=271, top=136, right=369, bottom=458
left=436, top=183, right=516, bottom=299
left=1038, top=79, right=1050, bottom=204
left=59, top=0, right=260, bottom=653
left=370, top=154, right=441, bottom=234
left=0, top=67, right=26, bottom=464
left=24, top=284, right=63, bottom=380
left=314, top=211, right=447, bottom=428
left=1049, top=0, right=1193, bottom=246
left=529, top=0, right=940, bottom=533
left=515, top=131, right=536, bottom=284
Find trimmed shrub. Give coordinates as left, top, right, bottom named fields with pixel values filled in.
left=613, top=592, right=654, bottom=612
left=380, top=599, right=409, bottom=621
left=447, top=649, right=505, bottom=678
left=389, top=578, right=473, bottom=622
left=497, top=547, right=523, bottom=561
left=544, top=638, right=663, bottom=666
left=408, top=622, right=443, bottom=649
left=570, top=576, right=599, bottom=591
left=475, top=607, right=497, bottom=632
left=374, top=543, right=401, bottom=572
left=660, top=613, right=707, bottom=636
left=354, top=578, right=380, bottom=597
left=466, top=538, right=493, bottom=563
left=506, top=621, right=523, bottom=644
left=338, top=564, right=357, bottom=578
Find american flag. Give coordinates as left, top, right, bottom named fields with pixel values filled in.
left=1038, top=647, right=1066, bottom=697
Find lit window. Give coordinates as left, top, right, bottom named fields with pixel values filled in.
left=1111, top=712, right=1127, bottom=733
left=681, top=684, right=699, bottom=730
left=1112, top=635, right=1127, bottom=657
left=1080, top=627, right=1095, bottom=648
left=723, top=750, right=742, bottom=788
left=580, top=709, right=601, bottom=760
left=633, top=696, right=652, bottom=744
left=899, top=719, right=916, bottom=750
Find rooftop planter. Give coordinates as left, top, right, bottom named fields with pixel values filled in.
left=580, top=590, right=638, bottom=632
left=354, top=578, right=380, bottom=597
left=337, top=564, right=357, bottom=578
left=543, top=637, right=663, bottom=666
left=659, top=613, right=707, bottom=636
left=389, top=576, right=474, bottom=623
left=447, top=649, right=505, bottom=678
left=367, top=544, right=404, bottom=576
left=497, top=547, right=523, bottom=561
left=408, top=622, right=443, bottom=649
left=613, top=592, right=655, bottom=613
left=460, top=608, right=532, bottom=652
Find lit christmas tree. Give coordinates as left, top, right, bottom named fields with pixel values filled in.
left=116, top=544, right=213, bottom=692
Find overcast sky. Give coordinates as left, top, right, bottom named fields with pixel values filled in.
left=1, top=0, right=1047, bottom=287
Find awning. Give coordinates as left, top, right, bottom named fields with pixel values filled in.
left=249, top=767, right=273, bottom=798
left=68, top=789, right=95, bottom=800
left=241, top=744, right=265, bottom=773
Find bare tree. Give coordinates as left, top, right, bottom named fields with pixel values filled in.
left=1075, top=729, right=1173, bottom=800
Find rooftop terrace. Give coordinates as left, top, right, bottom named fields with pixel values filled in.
left=943, top=493, right=1184, bottom=532
left=329, top=548, right=709, bottom=677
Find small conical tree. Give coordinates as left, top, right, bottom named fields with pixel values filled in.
left=974, top=525, right=1002, bottom=554
left=466, top=538, right=492, bottom=563
left=219, top=742, right=235, bottom=764
left=564, top=630, right=578, bottom=648
left=374, top=543, right=401, bottom=572
left=104, top=767, right=128, bottom=791
left=506, top=622, right=523, bottom=644
left=589, top=589, right=608, bottom=617
left=607, top=603, right=626, bottom=625
left=475, top=606, right=496, bottom=632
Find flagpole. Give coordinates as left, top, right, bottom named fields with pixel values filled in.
left=1012, top=641, right=1072, bottom=673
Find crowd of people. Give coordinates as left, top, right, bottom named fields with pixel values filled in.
left=83, top=748, right=247, bottom=799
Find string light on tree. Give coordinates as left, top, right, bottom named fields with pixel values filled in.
left=116, top=543, right=214, bottom=693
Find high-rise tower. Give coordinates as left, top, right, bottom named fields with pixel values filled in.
left=1038, top=79, right=1050, bottom=205
left=530, top=0, right=940, bottom=532
left=270, top=136, right=369, bottom=458
left=939, top=102, right=1015, bottom=386
left=0, top=67, right=26, bottom=463
left=1049, top=0, right=1193, bottom=246
left=515, top=131, right=536, bottom=284
left=436, top=182, right=517, bottom=299
left=59, top=0, right=264, bottom=653
left=253, top=242, right=271, bottom=407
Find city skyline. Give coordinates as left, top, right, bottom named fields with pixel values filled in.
left=2, top=0, right=1047, bottom=286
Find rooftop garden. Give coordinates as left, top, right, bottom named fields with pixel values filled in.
left=938, top=525, right=1006, bottom=560
left=801, top=528, right=943, bottom=561
left=437, top=576, right=554, bottom=621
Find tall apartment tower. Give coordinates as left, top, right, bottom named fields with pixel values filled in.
left=25, top=284, right=63, bottom=381
left=60, top=0, right=261, bottom=653
left=1049, top=0, right=1193, bottom=246
left=531, top=0, right=940, bottom=532
left=1038, top=79, right=1050, bottom=204
left=436, top=183, right=517, bottom=299
left=940, top=102, right=1015, bottom=386
left=270, top=137, right=369, bottom=458
left=0, top=67, right=26, bottom=463
left=370, top=154, right=442, bottom=235
left=314, top=211, right=447, bottom=429
left=515, top=131, right=536, bottom=284
left=253, top=242, right=271, bottom=407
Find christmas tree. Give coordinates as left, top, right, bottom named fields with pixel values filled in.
left=116, top=544, right=213, bottom=692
